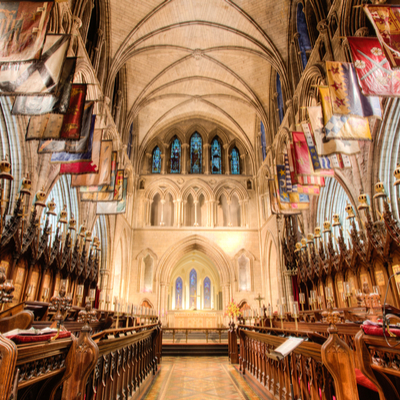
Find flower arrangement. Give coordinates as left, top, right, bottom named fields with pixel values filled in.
left=224, top=299, right=242, bottom=319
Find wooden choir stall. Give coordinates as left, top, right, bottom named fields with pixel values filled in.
left=0, top=168, right=162, bottom=400
left=227, top=178, right=400, bottom=400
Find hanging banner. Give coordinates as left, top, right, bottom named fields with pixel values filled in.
left=77, top=151, right=117, bottom=191
left=12, top=57, right=77, bottom=115
left=364, top=5, right=400, bottom=70
left=0, top=34, right=70, bottom=94
left=0, top=2, right=53, bottom=62
left=26, top=84, right=87, bottom=140
left=348, top=36, right=400, bottom=96
left=326, top=61, right=382, bottom=118
left=69, top=140, right=113, bottom=188
left=96, top=177, right=127, bottom=215
left=307, top=106, right=360, bottom=155
left=37, top=102, right=94, bottom=153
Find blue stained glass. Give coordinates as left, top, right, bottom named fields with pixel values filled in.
left=171, top=137, right=181, bottom=173
left=276, top=74, right=284, bottom=124
left=189, top=268, right=197, bottom=309
left=175, top=277, right=183, bottom=309
left=211, top=138, right=222, bottom=174
left=190, top=132, right=202, bottom=174
left=297, top=3, right=312, bottom=69
left=204, top=277, right=211, bottom=309
left=231, top=147, right=240, bottom=175
left=152, top=146, right=161, bottom=173
left=260, top=122, right=267, bottom=161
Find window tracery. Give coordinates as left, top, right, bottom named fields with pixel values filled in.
left=190, top=132, right=202, bottom=174
left=231, top=147, right=240, bottom=175
left=152, top=146, right=161, bottom=174
left=175, top=277, right=183, bottom=309
left=204, top=277, right=211, bottom=309
left=211, top=137, right=222, bottom=174
left=171, top=137, right=181, bottom=173
left=190, top=268, right=197, bottom=308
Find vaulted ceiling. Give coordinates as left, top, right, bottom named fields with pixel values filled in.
left=107, top=0, right=291, bottom=152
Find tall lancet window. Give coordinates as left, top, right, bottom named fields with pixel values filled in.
left=189, top=268, right=197, bottom=308
left=170, top=137, right=181, bottom=173
left=204, top=277, right=211, bottom=309
left=211, top=137, right=222, bottom=174
left=152, top=146, right=161, bottom=174
left=190, top=132, right=202, bottom=174
left=175, top=277, right=183, bottom=309
left=260, top=122, right=267, bottom=161
left=231, top=147, right=240, bottom=175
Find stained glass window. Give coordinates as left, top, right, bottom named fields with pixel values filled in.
left=170, top=137, right=181, bottom=173
left=297, top=3, right=312, bottom=69
left=276, top=74, right=284, bottom=124
left=260, top=122, right=267, bottom=161
left=189, top=268, right=197, bottom=309
left=190, top=132, right=202, bottom=174
left=152, top=146, right=161, bottom=173
left=204, top=277, right=211, bottom=309
left=211, top=138, right=222, bottom=174
left=231, top=147, right=240, bottom=175
left=175, top=277, right=183, bottom=309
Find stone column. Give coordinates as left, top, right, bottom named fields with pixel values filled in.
left=147, top=199, right=153, bottom=226
left=240, top=154, right=247, bottom=175
left=92, top=29, right=104, bottom=73
left=239, top=200, right=246, bottom=228
left=204, top=143, right=211, bottom=174
left=144, top=153, right=152, bottom=174
left=161, top=154, right=166, bottom=175
left=182, top=200, right=187, bottom=226
left=159, top=282, right=167, bottom=318
left=227, top=199, right=232, bottom=227
left=160, top=199, right=165, bottom=226
left=209, top=200, right=215, bottom=228
left=223, top=144, right=229, bottom=174
left=194, top=200, right=199, bottom=227
left=182, top=144, right=189, bottom=174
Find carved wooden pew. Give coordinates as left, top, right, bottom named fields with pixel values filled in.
left=355, top=329, right=400, bottom=400
left=236, top=312, right=361, bottom=400
left=87, top=323, right=162, bottom=400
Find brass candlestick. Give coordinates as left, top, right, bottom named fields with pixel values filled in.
left=291, top=302, right=299, bottom=331
left=278, top=304, right=284, bottom=330
left=49, top=280, right=72, bottom=341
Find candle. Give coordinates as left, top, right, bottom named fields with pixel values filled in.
left=89, top=288, right=96, bottom=300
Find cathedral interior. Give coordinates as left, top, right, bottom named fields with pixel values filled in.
left=1, top=0, right=400, bottom=399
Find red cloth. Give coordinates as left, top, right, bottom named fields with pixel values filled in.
left=362, top=324, right=400, bottom=337
left=291, top=276, right=299, bottom=303
left=6, top=330, right=71, bottom=344
left=355, top=368, right=378, bottom=392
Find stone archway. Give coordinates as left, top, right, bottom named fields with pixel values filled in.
left=155, top=235, right=232, bottom=313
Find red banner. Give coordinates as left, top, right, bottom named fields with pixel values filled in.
left=348, top=36, right=400, bottom=96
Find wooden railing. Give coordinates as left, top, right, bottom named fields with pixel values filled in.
left=0, top=319, right=162, bottom=400
left=231, top=319, right=360, bottom=400
left=355, top=330, right=400, bottom=400
left=163, top=327, right=227, bottom=343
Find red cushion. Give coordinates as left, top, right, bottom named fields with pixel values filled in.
left=355, top=368, right=378, bottom=392
left=362, top=324, right=400, bottom=337
left=6, top=330, right=71, bottom=344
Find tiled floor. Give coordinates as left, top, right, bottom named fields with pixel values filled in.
left=141, top=357, right=261, bottom=400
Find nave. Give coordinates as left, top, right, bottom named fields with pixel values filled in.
left=141, top=357, right=261, bottom=400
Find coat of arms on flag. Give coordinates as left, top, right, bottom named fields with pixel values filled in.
left=0, top=2, right=53, bottom=62
left=348, top=36, right=400, bottom=97
left=326, top=61, right=382, bottom=118
left=364, top=5, right=400, bottom=70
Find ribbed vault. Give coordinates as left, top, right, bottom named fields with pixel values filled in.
left=107, top=0, right=291, bottom=157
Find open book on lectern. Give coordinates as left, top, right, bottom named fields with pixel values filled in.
left=267, top=337, right=304, bottom=361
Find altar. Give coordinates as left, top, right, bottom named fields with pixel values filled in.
left=168, top=310, right=222, bottom=328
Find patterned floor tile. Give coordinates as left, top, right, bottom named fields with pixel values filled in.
left=142, top=357, right=261, bottom=400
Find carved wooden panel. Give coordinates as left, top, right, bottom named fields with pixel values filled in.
left=12, top=260, right=27, bottom=304
left=27, top=266, right=40, bottom=301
